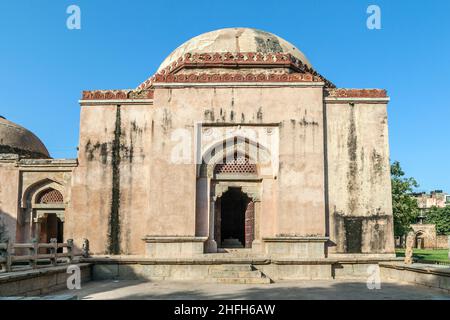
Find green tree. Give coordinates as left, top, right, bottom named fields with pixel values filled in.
left=425, top=206, right=450, bottom=235
left=391, top=161, right=420, bottom=236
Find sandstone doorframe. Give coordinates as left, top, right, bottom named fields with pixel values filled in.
left=211, top=181, right=262, bottom=250
left=197, top=135, right=269, bottom=253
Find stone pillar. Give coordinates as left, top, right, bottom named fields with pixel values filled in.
left=205, top=198, right=217, bottom=253
left=252, top=200, right=263, bottom=253
left=404, top=231, right=415, bottom=265
left=244, top=201, right=255, bottom=248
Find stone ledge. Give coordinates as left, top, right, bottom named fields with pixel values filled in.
left=82, top=257, right=271, bottom=265
left=380, top=262, right=450, bottom=292
left=0, top=263, right=91, bottom=284
left=380, top=262, right=450, bottom=277
left=18, top=159, right=78, bottom=166
left=263, top=236, right=329, bottom=243
left=142, top=236, right=208, bottom=243
left=80, top=256, right=401, bottom=266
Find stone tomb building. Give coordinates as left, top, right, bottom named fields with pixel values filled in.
left=0, top=28, right=395, bottom=279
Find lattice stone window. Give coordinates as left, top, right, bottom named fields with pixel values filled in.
left=37, top=188, right=64, bottom=204
left=214, top=155, right=257, bottom=175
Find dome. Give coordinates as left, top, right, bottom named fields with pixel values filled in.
left=0, top=116, right=50, bottom=158
left=158, top=28, right=312, bottom=72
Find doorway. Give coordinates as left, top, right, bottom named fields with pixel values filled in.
left=217, top=188, right=254, bottom=248
left=39, top=213, right=64, bottom=245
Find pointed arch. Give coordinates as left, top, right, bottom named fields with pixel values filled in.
left=21, top=179, right=65, bottom=208
left=201, top=134, right=271, bottom=165
left=199, top=135, right=273, bottom=178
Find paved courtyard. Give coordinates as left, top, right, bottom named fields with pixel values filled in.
left=56, top=279, right=450, bottom=300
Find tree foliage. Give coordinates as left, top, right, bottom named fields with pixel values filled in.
left=391, top=161, right=420, bottom=236
left=425, top=206, right=450, bottom=235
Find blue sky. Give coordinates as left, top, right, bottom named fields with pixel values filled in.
left=0, top=0, right=449, bottom=192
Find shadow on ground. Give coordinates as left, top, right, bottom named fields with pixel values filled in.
left=57, top=279, right=450, bottom=300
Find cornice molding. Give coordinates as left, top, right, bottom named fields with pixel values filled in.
left=325, top=88, right=387, bottom=98
left=138, top=52, right=335, bottom=90
left=81, top=89, right=154, bottom=101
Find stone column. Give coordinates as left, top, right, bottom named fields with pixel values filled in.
left=205, top=198, right=217, bottom=253
left=252, top=199, right=263, bottom=253
left=404, top=231, right=415, bottom=264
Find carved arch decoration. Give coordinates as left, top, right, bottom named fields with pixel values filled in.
left=21, top=179, right=66, bottom=209
left=199, top=135, right=272, bottom=178
left=212, top=183, right=261, bottom=203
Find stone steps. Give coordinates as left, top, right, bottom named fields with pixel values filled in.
left=209, top=264, right=272, bottom=284
left=221, top=238, right=244, bottom=248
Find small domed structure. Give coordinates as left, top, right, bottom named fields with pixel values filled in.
left=158, top=27, right=312, bottom=72
left=0, top=116, right=50, bottom=158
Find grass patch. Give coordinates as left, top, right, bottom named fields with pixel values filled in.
left=396, top=249, right=449, bottom=262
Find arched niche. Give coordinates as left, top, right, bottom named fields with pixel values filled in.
left=21, top=179, right=66, bottom=209
left=196, top=135, right=269, bottom=253
left=17, top=179, right=67, bottom=244
left=198, top=136, right=273, bottom=178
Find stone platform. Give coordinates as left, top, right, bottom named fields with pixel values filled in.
left=0, top=263, right=91, bottom=297
left=54, top=279, right=450, bottom=300
left=380, top=262, right=450, bottom=293
left=83, top=254, right=401, bottom=282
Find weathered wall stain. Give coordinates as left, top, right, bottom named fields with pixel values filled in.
left=257, top=107, right=263, bottom=122
left=298, top=117, right=319, bottom=126
left=162, top=108, right=172, bottom=133
left=84, top=140, right=133, bottom=164
left=334, top=211, right=390, bottom=253
left=85, top=140, right=108, bottom=164
left=204, top=109, right=215, bottom=122
left=108, top=105, right=122, bottom=255
left=254, top=30, right=283, bottom=53
left=371, top=149, right=384, bottom=177
left=347, top=103, right=358, bottom=214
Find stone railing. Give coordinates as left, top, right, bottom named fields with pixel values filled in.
left=0, top=239, right=87, bottom=273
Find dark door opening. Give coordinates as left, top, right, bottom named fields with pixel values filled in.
left=39, top=213, right=64, bottom=252
left=219, top=188, right=253, bottom=248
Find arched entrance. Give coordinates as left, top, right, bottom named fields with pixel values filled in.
left=197, top=134, right=273, bottom=253
left=35, top=188, right=65, bottom=247
left=215, top=188, right=254, bottom=248
left=415, top=231, right=425, bottom=249
left=19, top=181, right=66, bottom=245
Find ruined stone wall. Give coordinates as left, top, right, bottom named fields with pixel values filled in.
left=326, top=102, right=394, bottom=254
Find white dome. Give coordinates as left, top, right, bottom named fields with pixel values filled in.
left=158, top=28, right=312, bottom=72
